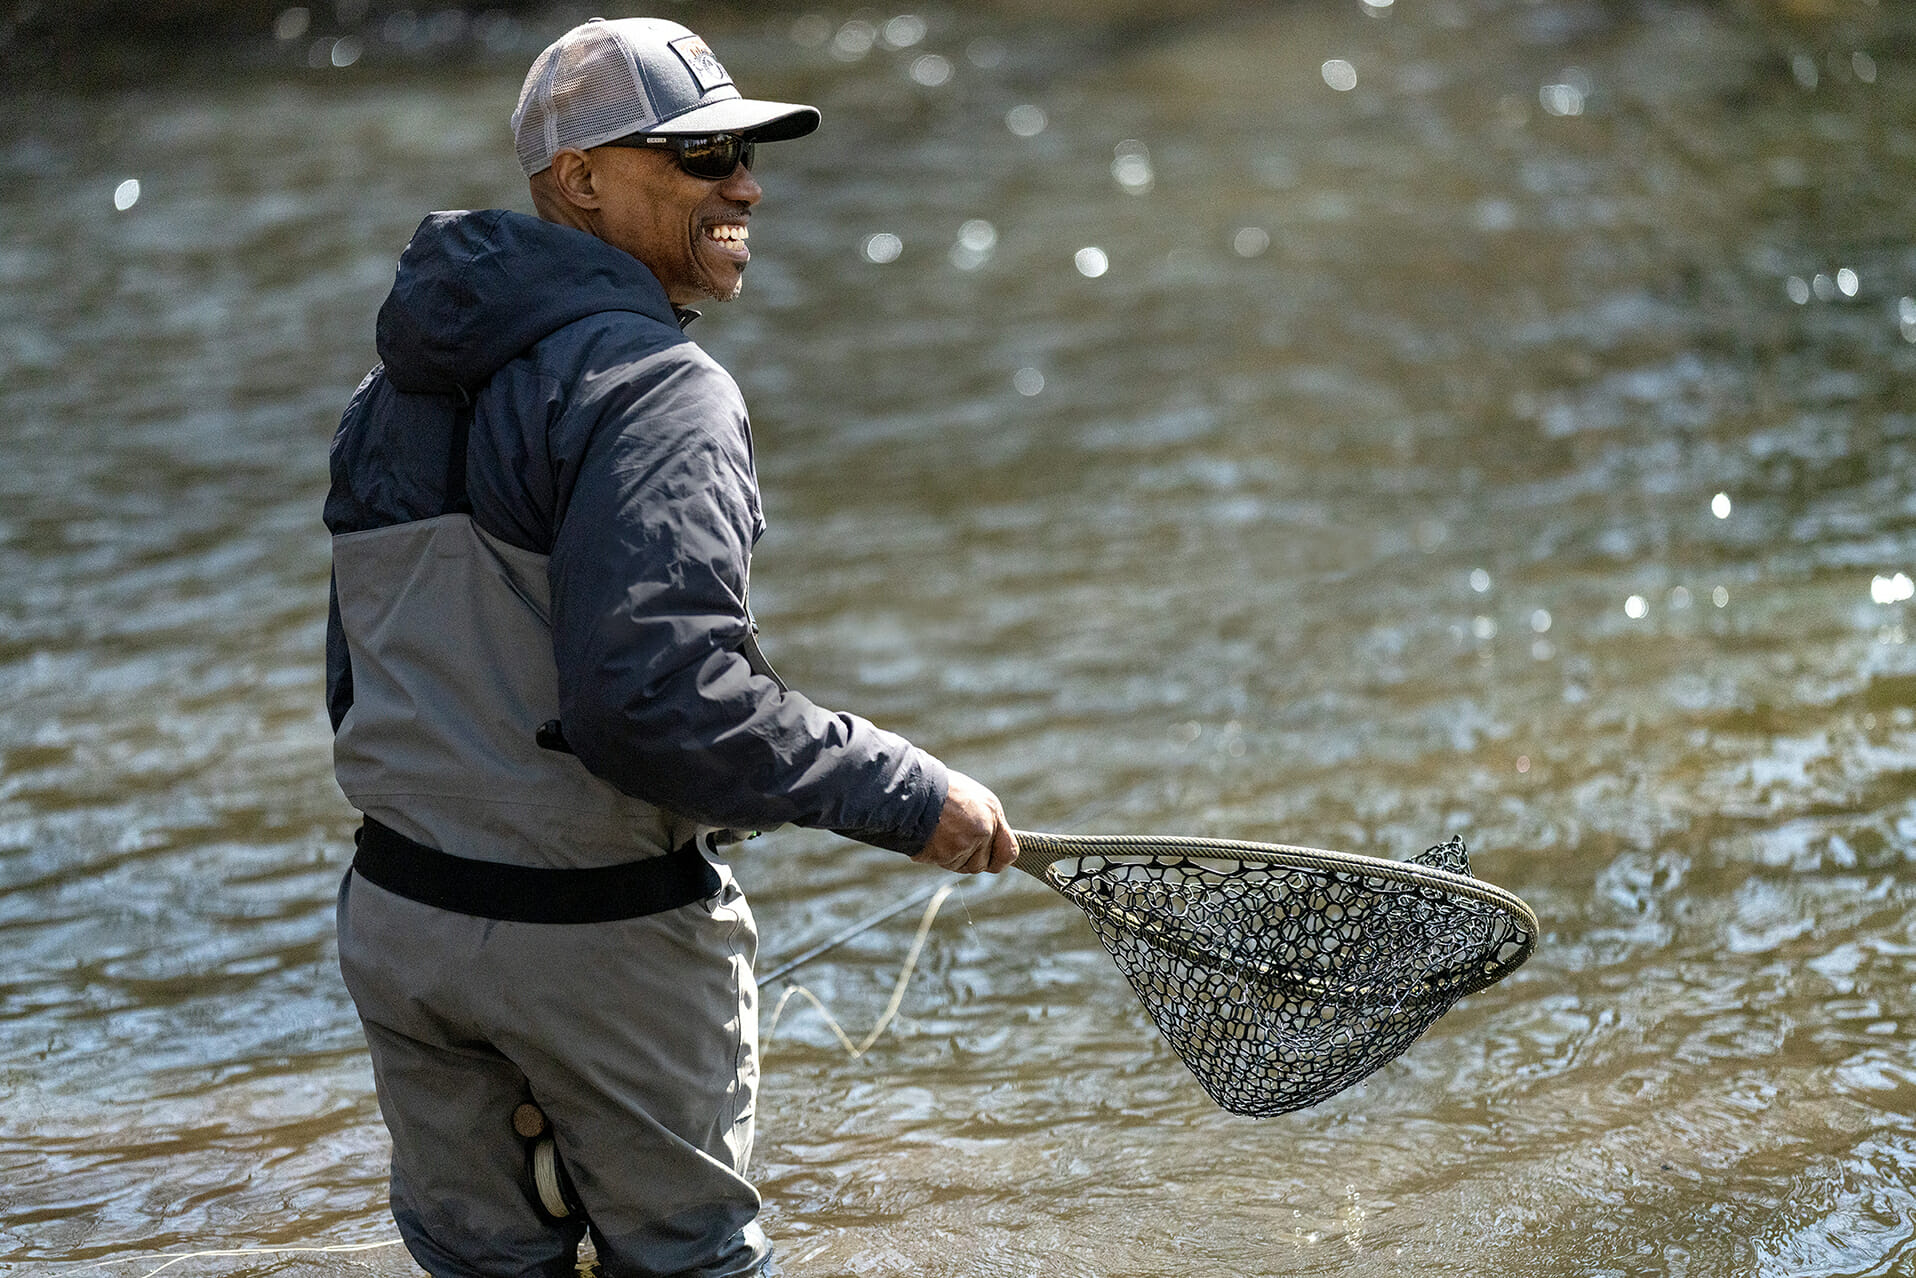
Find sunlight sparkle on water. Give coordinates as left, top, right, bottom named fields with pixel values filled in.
left=881, top=15, right=927, bottom=49
left=1005, top=105, right=1047, bottom=137
left=1233, top=227, right=1271, bottom=257
left=1112, top=141, right=1154, bottom=194
left=1012, top=367, right=1045, bottom=397
left=1712, top=492, right=1732, bottom=519
left=909, top=54, right=952, bottom=87
left=1540, top=69, right=1591, bottom=117
left=1625, top=595, right=1648, bottom=620
left=950, top=219, right=996, bottom=271
left=1470, top=568, right=1491, bottom=593
left=1322, top=59, right=1358, bottom=92
left=1074, top=247, right=1110, bottom=278
left=832, top=19, right=877, bottom=60
left=1871, top=573, right=1914, bottom=605
left=964, top=37, right=1006, bottom=69
left=862, top=233, right=903, bottom=264
left=112, top=179, right=141, bottom=211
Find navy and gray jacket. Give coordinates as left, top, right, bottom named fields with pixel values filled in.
left=325, top=209, right=947, bottom=869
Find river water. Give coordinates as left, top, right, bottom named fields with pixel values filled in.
left=4, top=1, right=1915, bottom=1274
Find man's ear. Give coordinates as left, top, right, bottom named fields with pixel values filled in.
left=548, top=149, right=601, bottom=210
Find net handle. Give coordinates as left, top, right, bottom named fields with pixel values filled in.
left=1009, top=829, right=1540, bottom=984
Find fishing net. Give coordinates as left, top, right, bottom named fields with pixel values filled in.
left=1011, top=832, right=1537, bottom=1117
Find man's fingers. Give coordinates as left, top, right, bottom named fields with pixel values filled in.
left=914, top=771, right=1018, bottom=875
left=989, top=826, right=1020, bottom=873
left=909, top=826, right=1015, bottom=875
left=959, top=824, right=1017, bottom=875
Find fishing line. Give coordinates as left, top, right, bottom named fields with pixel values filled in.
left=755, top=794, right=1134, bottom=1060
left=763, top=881, right=958, bottom=1058
left=758, top=792, right=1129, bottom=987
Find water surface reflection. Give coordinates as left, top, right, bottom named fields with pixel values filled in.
left=3, top=1, right=1915, bottom=1274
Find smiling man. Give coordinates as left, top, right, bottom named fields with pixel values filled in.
left=323, top=17, right=1016, bottom=1278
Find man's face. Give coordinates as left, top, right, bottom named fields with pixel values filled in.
left=584, top=144, right=762, bottom=306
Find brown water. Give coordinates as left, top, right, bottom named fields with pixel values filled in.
left=4, top=2, right=1915, bottom=1274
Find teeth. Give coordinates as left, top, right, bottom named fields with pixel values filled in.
left=707, top=224, right=749, bottom=243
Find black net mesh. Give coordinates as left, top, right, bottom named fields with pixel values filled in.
left=1015, top=833, right=1536, bottom=1118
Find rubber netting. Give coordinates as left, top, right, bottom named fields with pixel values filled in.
left=1016, top=833, right=1536, bottom=1117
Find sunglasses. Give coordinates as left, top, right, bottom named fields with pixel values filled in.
left=601, top=132, right=755, bottom=180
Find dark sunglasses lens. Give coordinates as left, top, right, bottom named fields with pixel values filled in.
left=677, top=136, right=751, bottom=179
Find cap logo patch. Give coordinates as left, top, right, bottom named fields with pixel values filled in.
left=669, top=35, right=733, bottom=94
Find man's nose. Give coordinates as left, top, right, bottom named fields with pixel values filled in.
left=720, top=163, right=762, bottom=205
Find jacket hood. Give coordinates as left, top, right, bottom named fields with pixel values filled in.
left=375, top=209, right=678, bottom=394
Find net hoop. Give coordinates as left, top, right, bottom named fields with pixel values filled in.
left=1011, top=830, right=1537, bottom=1000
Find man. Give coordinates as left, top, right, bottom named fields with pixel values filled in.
left=324, top=17, right=1018, bottom=1277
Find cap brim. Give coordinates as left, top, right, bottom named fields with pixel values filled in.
left=650, top=98, right=820, bottom=143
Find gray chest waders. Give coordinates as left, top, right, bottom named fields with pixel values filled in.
left=333, top=388, right=757, bottom=1227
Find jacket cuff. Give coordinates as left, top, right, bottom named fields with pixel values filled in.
left=832, top=749, right=949, bottom=856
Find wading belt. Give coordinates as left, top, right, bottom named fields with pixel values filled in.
left=352, top=817, right=720, bottom=924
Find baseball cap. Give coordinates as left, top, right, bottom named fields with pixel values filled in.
left=512, top=17, right=821, bottom=177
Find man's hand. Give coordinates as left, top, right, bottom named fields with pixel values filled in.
left=912, top=770, right=1018, bottom=875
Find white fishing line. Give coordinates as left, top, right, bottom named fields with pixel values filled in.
left=763, top=881, right=960, bottom=1058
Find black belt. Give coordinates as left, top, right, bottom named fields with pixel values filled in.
left=352, top=817, right=720, bottom=924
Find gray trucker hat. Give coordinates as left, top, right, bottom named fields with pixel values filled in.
left=511, top=17, right=821, bottom=177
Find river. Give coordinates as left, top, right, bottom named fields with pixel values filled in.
left=4, top=1, right=1914, bottom=1274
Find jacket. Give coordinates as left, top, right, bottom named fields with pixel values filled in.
left=325, top=208, right=947, bottom=863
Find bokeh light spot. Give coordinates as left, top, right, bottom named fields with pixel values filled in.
left=1111, top=140, right=1154, bottom=194
left=882, top=15, right=927, bottom=49
left=909, top=54, right=952, bottom=87
left=1871, top=573, right=1914, bottom=605
left=1005, top=105, right=1047, bottom=137
left=833, top=19, right=876, bottom=61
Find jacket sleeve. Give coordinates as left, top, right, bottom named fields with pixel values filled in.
left=545, top=345, right=948, bottom=855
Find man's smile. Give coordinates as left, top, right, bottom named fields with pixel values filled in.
left=702, top=220, right=749, bottom=262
